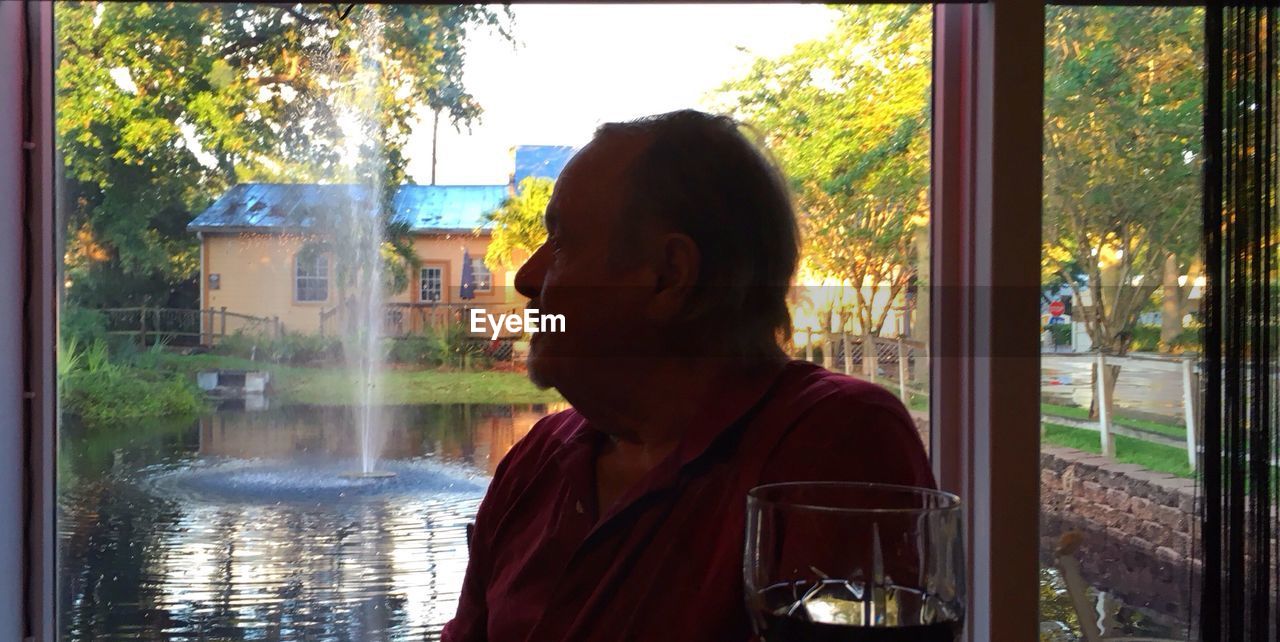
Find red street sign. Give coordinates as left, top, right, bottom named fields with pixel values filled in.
left=1049, top=300, right=1066, bottom=317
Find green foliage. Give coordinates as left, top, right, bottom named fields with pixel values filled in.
left=56, top=2, right=512, bottom=307
left=485, top=177, right=555, bottom=269
left=266, top=333, right=342, bottom=365
left=1048, top=323, right=1073, bottom=347
left=60, top=306, right=108, bottom=347
left=384, top=322, right=495, bottom=369
left=58, top=338, right=204, bottom=427
left=213, top=330, right=341, bottom=365
left=716, top=5, right=931, bottom=336
left=1043, top=7, right=1204, bottom=353
left=442, top=322, right=493, bottom=370
left=1128, top=324, right=1200, bottom=353
left=386, top=334, right=448, bottom=367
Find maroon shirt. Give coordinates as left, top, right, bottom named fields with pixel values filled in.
left=442, top=360, right=934, bottom=642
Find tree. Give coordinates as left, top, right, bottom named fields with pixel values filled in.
left=715, top=5, right=931, bottom=345
left=1043, top=6, right=1203, bottom=355
left=56, top=2, right=512, bottom=308
left=484, top=177, right=555, bottom=270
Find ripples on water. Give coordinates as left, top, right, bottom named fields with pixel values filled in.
left=58, top=404, right=541, bottom=641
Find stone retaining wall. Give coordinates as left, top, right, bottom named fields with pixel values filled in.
left=1040, top=446, right=1199, bottom=624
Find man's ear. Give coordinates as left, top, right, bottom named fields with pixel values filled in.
left=647, top=232, right=699, bottom=321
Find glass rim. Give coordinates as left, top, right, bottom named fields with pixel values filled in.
left=747, top=481, right=962, bottom=514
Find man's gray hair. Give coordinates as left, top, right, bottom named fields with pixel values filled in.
left=595, top=109, right=800, bottom=360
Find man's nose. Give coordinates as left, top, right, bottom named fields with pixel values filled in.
left=514, top=243, right=549, bottom=300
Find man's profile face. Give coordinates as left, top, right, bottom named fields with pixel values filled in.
left=514, top=136, right=655, bottom=391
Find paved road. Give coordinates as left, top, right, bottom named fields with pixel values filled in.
left=1041, top=354, right=1188, bottom=420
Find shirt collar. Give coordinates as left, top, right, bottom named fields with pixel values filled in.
left=549, top=359, right=794, bottom=525
left=669, top=358, right=792, bottom=468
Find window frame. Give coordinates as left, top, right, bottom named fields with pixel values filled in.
left=470, top=257, right=492, bottom=294
left=293, top=252, right=330, bottom=304
left=420, top=264, right=445, bottom=303
left=14, top=1, right=1199, bottom=640
left=930, top=4, right=1044, bottom=640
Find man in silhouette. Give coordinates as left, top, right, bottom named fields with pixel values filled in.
left=444, top=110, right=932, bottom=642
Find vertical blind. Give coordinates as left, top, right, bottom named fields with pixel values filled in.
left=1201, top=3, right=1278, bottom=640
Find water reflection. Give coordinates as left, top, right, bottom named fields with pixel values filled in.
left=61, top=402, right=1185, bottom=641
left=58, top=403, right=560, bottom=641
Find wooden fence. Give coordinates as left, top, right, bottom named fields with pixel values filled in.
left=320, top=302, right=522, bottom=338
left=99, top=306, right=281, bottom=346
left=797, top=332, right=929, bottom=403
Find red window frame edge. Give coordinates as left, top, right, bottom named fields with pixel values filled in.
left=11, top=2, right=1051, bottom=640
left=15, top=1, right=55, bottom=641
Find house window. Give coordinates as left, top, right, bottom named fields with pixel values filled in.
left=295, top=253, right=329, bottom=302
left=421, top=266, right=443, bottom=303
left=471, top=258, right=492, bottom=293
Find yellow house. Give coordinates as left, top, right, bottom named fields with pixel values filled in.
left=188, top=183, right=522, bottom=337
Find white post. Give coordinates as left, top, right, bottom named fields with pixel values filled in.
left=804, top=330, right=813, bottom=362
left=1095, top=351, right=1115, bottom=457
left=897, top=337, right=909, bottom=402
left=1181, top=357, right=1199, bottom=471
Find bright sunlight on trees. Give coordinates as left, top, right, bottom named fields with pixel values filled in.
left=57, top=3, right=512, bottom=308
left=715, top=5, right=931, bottom=344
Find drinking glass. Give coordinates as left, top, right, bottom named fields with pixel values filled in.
left=744, top=482, right=965, bottom=642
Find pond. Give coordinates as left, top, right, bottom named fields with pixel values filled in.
left=58, top=403, right=559, bottom=641
left=59, top=402, right=1183, bottom=641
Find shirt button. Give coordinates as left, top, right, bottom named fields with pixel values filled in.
left=575, top=500, right=585, bottom=514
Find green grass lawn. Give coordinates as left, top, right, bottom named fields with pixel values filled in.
left=157, top=353, right=562, bottom=406
left=1040, top=402, right=1186, bottom=440
left=869, top=391, right=1199, bottom=480
left=283, top=368, right=562, bottom=405
left=1042, top=422, right=1195, bottom=478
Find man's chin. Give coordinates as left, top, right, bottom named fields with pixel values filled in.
left=526, top=363, right=556, bottom=391
left=524, top=346, right=556, bottom=390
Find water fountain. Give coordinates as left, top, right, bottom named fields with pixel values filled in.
left=327, top=9, right=392, bottom=478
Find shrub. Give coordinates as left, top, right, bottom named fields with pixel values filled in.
left=213, top=331, right=341, bottom=365
left=61, top=306, right=107, bottom=346
left=1129, top=325, right=1161, bottom=352
left=213, top=331, right=259, bottom=359
left=386, top=334, right=447, bottom=366
left=264, top=332, right=341, bottom=365
left=1048, top=323, right=1072, bottom=347
left=442, top=321, right=491, bottom=369
left=1128, top=323, right=1202, bottom=353
left=58, top=338, right=204, bottom=427
left=61, top=368, right=204, bottom=427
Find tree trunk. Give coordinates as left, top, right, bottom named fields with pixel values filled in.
left=1160, top=252, right=1183, bottom=352
left=911, top=230, right=929, bottom=383
left=431, top=107, right=441, bottom=186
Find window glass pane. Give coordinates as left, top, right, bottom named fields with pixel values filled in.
left=54, top=4, right=931, bottom=639
left=472, top=258, right=492, bottom=293
left=295, top=254, right=328, bottom=302
left=421, top=266, right=443, bottom=302
left=1040, top=7, right=1202, bottom=639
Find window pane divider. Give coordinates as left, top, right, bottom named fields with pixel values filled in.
left=933, top=3, right=1044, bottom=640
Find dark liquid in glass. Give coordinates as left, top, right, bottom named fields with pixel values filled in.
left=755, top=583, right=961, bottom=642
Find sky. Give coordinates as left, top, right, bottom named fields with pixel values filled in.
left=403, top=4, right=839, bottom=186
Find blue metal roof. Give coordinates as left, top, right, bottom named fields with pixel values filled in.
left=390, top=185, right=508, bottom=231
left=188, top=183, right=509, bottom=234
left=512, top=145, right=575, bottom=188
